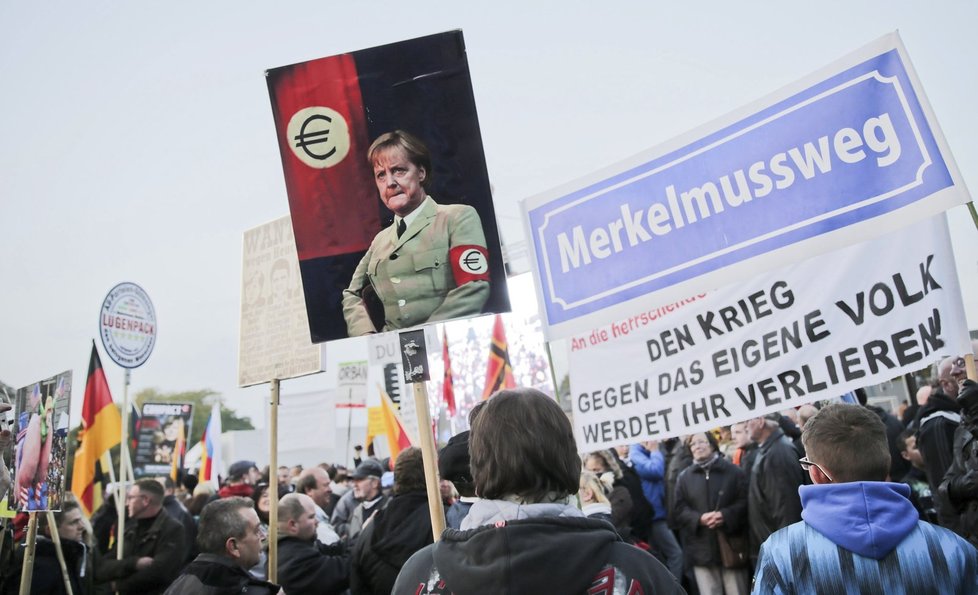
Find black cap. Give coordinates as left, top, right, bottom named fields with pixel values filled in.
left=228, top=460, right=257, bottom=480
left=351, top=459, right=384, bottom=480
left=438, top=431, right=471, bottom=484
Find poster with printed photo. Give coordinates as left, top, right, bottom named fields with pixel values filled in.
left=267, top=30, right=510, bottom=343
left=9, top=371, right=72, bottom=512
left=133, top=402, right=193, bottom=478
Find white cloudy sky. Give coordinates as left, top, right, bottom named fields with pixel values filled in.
left=2, top=2, right=976, bottom=428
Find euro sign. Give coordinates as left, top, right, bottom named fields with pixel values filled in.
left=293, top=114, right=335, bottom=160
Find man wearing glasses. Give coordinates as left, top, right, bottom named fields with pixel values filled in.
left=98, top=479, right=185, bottom=594
left=754, top=404, right=977, bottom=594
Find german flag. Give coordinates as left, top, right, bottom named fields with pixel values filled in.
left=71, top=342, right=122, bottom=516
left=482, top=315, right=516, bottom=400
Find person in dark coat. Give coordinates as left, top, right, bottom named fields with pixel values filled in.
left=351, top=447, right=433, bottom=594
left=913, top=375, right=961, bottom=528
left=275, top=493, right=350, bottom=595
left=745, top=413, right=804, bottom=563
left=583, top=450, right=636, bottom=542
left=856, top=388, right=911, bottom=481
left=161, top=475, right=198, bottom=563
left=97, top=479, right=186, bottom=595
left=941, top=379, right=978, bottom=546
left=164, top=497, right=279, bottom=595
left=674, top=432, right=750, bottom=595
left=4, top=496, right=100, bottom=595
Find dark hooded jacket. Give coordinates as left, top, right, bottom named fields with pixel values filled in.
left=940, top=380, right=978, bottom=546
left=276, top=536, right=350, bottom=595
left=747, top=428, right=804, bottom=560
left=163, top=553, right=279, bottom=595
left=392, top=499, right=683, bottom=595
left=914, top=389, right=961, bottom=527
left=351, top=492, right=433, bottom=594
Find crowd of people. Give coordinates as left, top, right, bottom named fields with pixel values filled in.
left=1, top=350, right=978, bottom=593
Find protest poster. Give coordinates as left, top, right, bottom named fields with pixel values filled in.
left=568, top=216, right=970, bottom=451
left=266, top=30, right=510, bottom=343
left=239, top=215, right=324, bottom=387
left=523, top=33, right=971, bottom=340
left=133, top=402, right=193, bottom=478
left=337, top=361, right=368, bottom=409
left=9, top=371, right=72, bottom=511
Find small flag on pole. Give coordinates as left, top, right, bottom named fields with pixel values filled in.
left=442, top=328, right=456, bottom=416
left=482, top=314, right=516, bottom=400
left=199, top=403, right=223, bottom=488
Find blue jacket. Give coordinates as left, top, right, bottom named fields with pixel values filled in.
left=629, top=444, right=667, bottom=521
left=753, top=482, right=978, bottom=594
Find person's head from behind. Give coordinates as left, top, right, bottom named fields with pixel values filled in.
left=470, top=388, right=580, bottom=503
left=801, top=403, right=890, bottom=484
left=278, top=493, right=318, bottom=541
left=368, top=130, right=432, bottom=218
left=394, top=447, right=426, bottom=495
left=197, top=497, right=265, bottom=569
left=127, top=479, right=165, bottom=519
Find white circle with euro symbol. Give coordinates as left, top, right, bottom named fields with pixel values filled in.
left=458, top=248, right=488, bottom=275
left=286, top=106, right=350, bottom=169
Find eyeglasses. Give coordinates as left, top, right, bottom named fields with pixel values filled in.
left=798, top=457, right=833, bottom=482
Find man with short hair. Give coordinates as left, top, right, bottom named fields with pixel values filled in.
left=98, top=479, right=185, bottom=595
left=296, top=466, right=341, bottom=544
left=347, top=459, right=387, bottom=541
left=220, top=460, right=260, bottom=498
left=276, top=493, right=350, bottom=595
left=898, top=429, right=939, bottom=524
left=754, top=404, right=977, bottom=593
left=164, top=497, right=279, bottom=594
left=745, top=413, right=805, bottom=563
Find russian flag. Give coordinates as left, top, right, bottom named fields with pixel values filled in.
left=199, top=403, right=222, bottom=488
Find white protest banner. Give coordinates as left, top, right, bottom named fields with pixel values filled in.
left=569, top=216, right=970, bottom=452
left=337, top=361, right=368, bottom=409
left=238, top=216, right=323, bottom=387
left=523, top=33, right=970, bottom=340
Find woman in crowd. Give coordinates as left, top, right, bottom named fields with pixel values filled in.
left=583, top=450, right=639, bottom=542
left=249, top=482, right=272, bottom=580
left=673, top=431, right=750, bottom=595
left=579, top=471, right=614, bottom=525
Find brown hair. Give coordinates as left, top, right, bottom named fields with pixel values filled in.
left=470, top=388, right=580, bottom=502
left=367, top=130, right=432, bottom=189
left=802, top=403, right=890, bottom=482
left=393, top=447, right=426, bottom=494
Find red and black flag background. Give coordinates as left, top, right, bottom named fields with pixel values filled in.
left=482, top=314, right=517, bottom=400
left=267, top=31, right=510, bottom=343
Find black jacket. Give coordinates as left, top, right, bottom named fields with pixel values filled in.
left=275, top=536, right=349, bottom=595
left=4, top=537, right=102, bottom=595
left=939, top=381, right=978, bottom=546
left=611, top=450, right=653, bottom=541
left=674, top=455, right=748, bottom=567
left=163, top=553, right=279, bottom=595
left=97, top=509, right=185, bottom=595
left=351, top=492, right=432, bottom=594
left=747, top=429, right=804, bottom=559
left=393, top=508, right=683, bottom=594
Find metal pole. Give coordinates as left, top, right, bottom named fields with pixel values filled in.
left=116, top=369, right=131, bottom=562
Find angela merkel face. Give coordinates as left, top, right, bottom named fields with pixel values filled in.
left=372, top=145, right=427, bottom=218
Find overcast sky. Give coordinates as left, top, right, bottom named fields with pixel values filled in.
left=2, top=2, right=976, bottom=428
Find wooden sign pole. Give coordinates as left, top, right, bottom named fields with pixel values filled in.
left=18, top=512, right=38, bottom=595
left=412, top=381, right=446, bottom=541
left=46, top=511, right=74, bottom=595
left=267, top=379, right=280, bottom=583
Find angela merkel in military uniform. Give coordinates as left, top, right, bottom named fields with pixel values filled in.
left=342, top=130, right=490, bottom=335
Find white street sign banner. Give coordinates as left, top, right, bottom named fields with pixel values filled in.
left=523, top=33, right=970, bottom=340
left=569, top=216, right=970, bottom=452
left=337, top=361, right=368, bottom=408
left=100, top=282, right=157, bottom=368
left=238, top=216, right=323, bottom=387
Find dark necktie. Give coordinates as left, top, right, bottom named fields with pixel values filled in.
left=397, top=219, right=406, bottom=238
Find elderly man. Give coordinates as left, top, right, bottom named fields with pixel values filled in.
left=745, top=412, right=805, bottom=564
left=754, top=404, right=977, bottom=592
left=164, top=497, right=279, bottom=594
left=98, top=479, right=185, bottom=595
left=347, top=459, right=387, bottom=541
left=296, top=466, right=341, bottom=544
left=276, top=493, right=349, bottom=595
